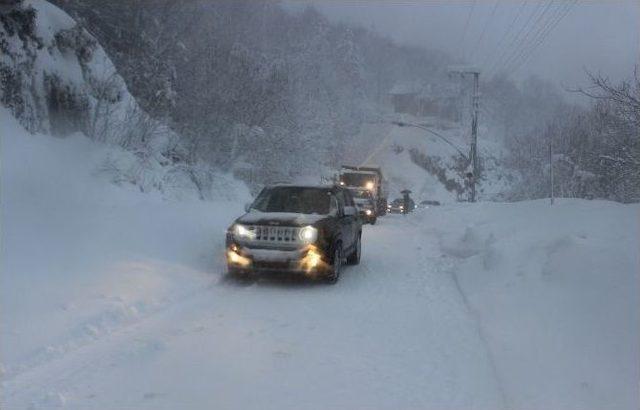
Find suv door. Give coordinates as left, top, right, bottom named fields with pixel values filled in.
left=336, top=189, right=357, bottom=250
left=343, top=189, right=360, bottom=246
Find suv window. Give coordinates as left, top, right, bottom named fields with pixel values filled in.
left=329, top=195, right=339, bottom=215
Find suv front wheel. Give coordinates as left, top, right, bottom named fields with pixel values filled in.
left=346, top=234, right=361, bottom=265
left=326, top=244, right=342, bottom=284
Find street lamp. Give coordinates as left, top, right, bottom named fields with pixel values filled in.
left=391, top=120, right=475, bottom=202
left=390, top=120, right=469, bottom=161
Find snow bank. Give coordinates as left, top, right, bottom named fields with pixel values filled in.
left=1, top=2, right=253, bottom=388
left=429, top=199, right=640, bottom=410
left=0, top=107, right=249, bottom=390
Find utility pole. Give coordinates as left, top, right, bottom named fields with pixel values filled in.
left=449, top=66, right=480, bottom=202
left=549, top=134, right=554, bottom=206
left=470, top=71, right=479, bottom=203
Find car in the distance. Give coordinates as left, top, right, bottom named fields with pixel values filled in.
left=349, top=188, right=377, bottom=224
left=226, top=184, right=362, bottom=283
left=387, top=198, right=404, bottom=214
left=387, top=197, right=415, bottom=214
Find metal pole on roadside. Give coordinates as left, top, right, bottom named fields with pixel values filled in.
left=449, top=66, right=481, bottom=202
left=550, top=134, right=554, bottom=206
left=470, top=71, right=479, bottom=203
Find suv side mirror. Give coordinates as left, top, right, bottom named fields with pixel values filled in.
left=244, top=202, right=252, bottom=212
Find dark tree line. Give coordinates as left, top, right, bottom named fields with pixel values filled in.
left=47, top=1, right=639, bottom=202
left=497, top=70, right=640, bottom=203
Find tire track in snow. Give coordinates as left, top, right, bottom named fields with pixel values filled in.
left=422, top=221, right=512, bottom=410
left=2, top=277, right=225, bottom=401
left=447, top=260, right=512, bottom=410
left=6, top=213, right=509, bottom=409
left=358, top=214, right=508, bottom=408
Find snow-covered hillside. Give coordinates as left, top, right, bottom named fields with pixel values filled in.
left=1, top=0, right=134, bottom=137
left=0, top=0, right=241, bottom=200
left=344, top=113, right=514, bottom=204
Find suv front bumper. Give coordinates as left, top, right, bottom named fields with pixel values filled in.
left=226, top=244, right=328, bottom=275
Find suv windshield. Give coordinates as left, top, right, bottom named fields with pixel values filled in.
left=341, top=173, right=375, bottom=187
left=251, top=187, right=331, bottom=214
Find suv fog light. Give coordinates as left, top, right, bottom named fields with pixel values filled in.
left=301, top=247, right=324, bottom=272
left=227, top=247, right=250, bottom=267
left=306, top=249, right=321, bottom=267
left=365, top=209, right=372, bottom=216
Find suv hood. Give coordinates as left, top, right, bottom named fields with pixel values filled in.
left=236, top=211, right=327, bottom=227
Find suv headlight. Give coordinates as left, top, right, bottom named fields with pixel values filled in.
left=299, top=225, right=318, bottom=244
left=233, top=224, right=255, bottom=240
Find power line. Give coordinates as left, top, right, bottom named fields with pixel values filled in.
left=469, top=0, right=500, bottom=64
left=460, top=0, right=477, bottom=61
left=492, top=0, right=551, bottom=75
left=500, top=0, right=558, bottom=73
left=481, top=0, right=528, bottom=70
left=504, top=1, right=569, bottom=73
left=509, top=0, right=577, bottom=75
left=489, top=0, right=549, bottom=75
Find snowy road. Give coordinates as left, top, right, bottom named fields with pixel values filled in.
left=3, top=214, right=507, bottom=409
left=3, top=128, right=638, bottom=410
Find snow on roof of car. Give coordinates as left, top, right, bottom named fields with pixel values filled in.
left=268, top=183, right=338, bottom=190
left=239, top=211, right=328, bottom=224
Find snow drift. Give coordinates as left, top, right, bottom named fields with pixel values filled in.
left=1, top=105, right=249, bottom=394
left=434, top=200, right=640, bottom=410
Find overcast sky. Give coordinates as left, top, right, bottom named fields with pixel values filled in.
left=286, top=1, right=639, bottom=88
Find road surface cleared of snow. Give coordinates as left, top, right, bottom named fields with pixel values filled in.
left=2, top=117, right=639, bottom=409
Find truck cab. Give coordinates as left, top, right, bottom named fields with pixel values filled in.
left=339, top=165, right=388, bottom=216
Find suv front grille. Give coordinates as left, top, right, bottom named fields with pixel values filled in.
left=252, top=226, right=300, bottom=244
